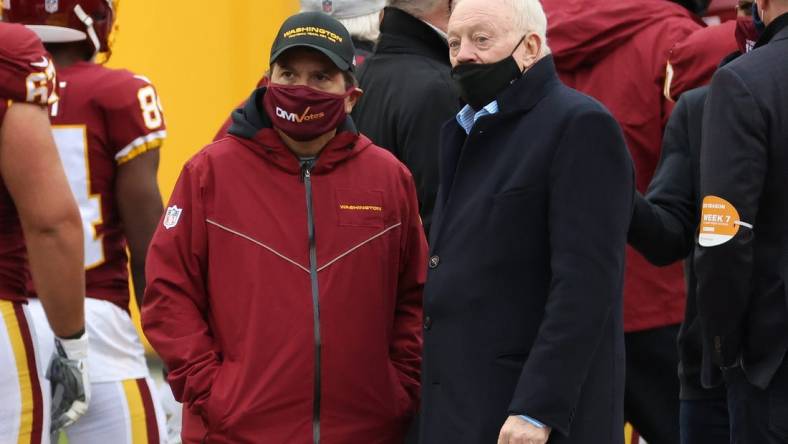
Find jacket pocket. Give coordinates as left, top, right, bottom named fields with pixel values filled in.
left=492, top=185, right=540, bottom=203
left=202, top=361, right=235, bottom=433
left=336, top=189, right=384, bottom=228
left=388, top=362, right=413, bottom=419
left=489, top=185, right=545, bottom=229
left=494, top=351, right=530, bottom=372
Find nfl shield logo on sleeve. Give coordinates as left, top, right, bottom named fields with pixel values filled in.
left=45, top=0, right=58, bottom=13
left=163, top=205, right=182, bottom=229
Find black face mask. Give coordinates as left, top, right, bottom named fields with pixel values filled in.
left=451, top=36, right=525, bottom=110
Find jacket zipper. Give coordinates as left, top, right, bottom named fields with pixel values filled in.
left=302, top=161, right=322, bottom=444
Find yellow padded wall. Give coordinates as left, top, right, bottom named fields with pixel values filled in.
left=108, top=0, right=299, bottom=200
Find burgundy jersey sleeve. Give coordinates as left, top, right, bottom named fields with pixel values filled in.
left=664, top=21, right=738, bottom=102
left=100, top=72, right=167, bottom=164
left=655, top=17, right=703, bottom=130
left=0, top=23, right=57, bottom=114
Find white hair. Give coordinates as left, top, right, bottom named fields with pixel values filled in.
left=453, top=0, right=550, bottom=53
left=338, top=10, right=382, bottom=43
left=388, top=0, right=443, bottom=18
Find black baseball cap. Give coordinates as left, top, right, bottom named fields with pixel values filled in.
left=270, top=12, right=356, bottom=72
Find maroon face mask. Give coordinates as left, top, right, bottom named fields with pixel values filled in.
left=735, top=16, right=760, bottom=54
left=263, top=84, right=352, bottom=142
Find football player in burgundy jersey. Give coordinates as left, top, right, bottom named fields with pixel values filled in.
left=0, top=22, right=90, bottom=444
left=6, top=2, right=168, bottom=443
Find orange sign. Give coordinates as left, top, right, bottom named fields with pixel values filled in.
left=698, top=195, right=747, bottom=247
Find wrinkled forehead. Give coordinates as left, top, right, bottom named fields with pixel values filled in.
left=272, top=47, right=340, bottom=73
left=448, top=0, right=515, bottom=37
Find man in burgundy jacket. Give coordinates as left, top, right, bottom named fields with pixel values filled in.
left=541, top=1, right=715, bottom=442
left=142, top=12, right=427, bottom=444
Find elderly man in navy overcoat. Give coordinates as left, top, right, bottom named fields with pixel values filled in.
left=419, top=0, right=635, bottom=443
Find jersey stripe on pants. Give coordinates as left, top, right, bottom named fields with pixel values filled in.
left=0, top=300, right=44, bottom=444
left=122, top=378, right=160, bottom=444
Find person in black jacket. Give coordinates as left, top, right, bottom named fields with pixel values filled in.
left=627, top=8, right=763, bottom=444
left=628, top=86, right=732, bottom=444
left=420, top=0, right=633, bottom=443
left=352, top=0, right=456, bottom=234
left=695, top=0, right=788, bottom=441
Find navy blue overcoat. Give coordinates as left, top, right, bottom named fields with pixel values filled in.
left=419, top=56, right=634, bottom=444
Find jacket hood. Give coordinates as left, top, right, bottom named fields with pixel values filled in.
left=227, top=86, right=373, bottom=175
left=542, top=0, right=701, bottom=71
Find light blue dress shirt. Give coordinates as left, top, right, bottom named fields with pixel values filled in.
left=456, top=101, right=499, bottom=134
left=454, top=101, right=547, bottom=431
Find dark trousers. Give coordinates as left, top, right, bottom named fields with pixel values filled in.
left=680, top=398, right=730, bottom=444
left=726, top=356, right=788, bottom=444
left=625, top=324, right=681, bottom=444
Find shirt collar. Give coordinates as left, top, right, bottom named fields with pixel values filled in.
left=422, top=19, right=448, bottom=40
left=456, top=100, right=499, bottom=134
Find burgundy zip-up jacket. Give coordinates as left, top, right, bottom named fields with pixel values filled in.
left=142, top=88, right=427, bottom=443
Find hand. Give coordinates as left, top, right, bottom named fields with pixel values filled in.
left=159, top=381, right=183, bottom=444
left=498, top=415, right=551, bottom=444
left=47, top=333, right=90, bottom=432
